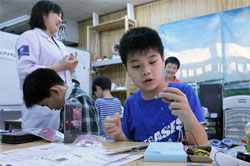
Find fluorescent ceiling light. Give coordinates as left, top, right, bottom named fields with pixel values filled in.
left=0, top=15, right=30, bottom=30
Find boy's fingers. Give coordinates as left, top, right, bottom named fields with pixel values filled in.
left=114, top=113, right=120, bottom=120
left=105, top=126, right=118, bottom=133
left=104, top=115, right=119, bottom=128
left=104, top=121, right=115, bottom=128
left=162, top=87, right=185, bottom=96
left=104, top=116, right=115, bottom=122
left=159, top=92, right=180, bottom=102
left=159, top=88, right=187, bottom=102
left=104, top=123, right=120, bottom=136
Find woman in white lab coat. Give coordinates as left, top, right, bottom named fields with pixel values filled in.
left=16, top=0, right=78, bottom=129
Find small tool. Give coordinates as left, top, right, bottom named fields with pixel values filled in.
left=210, top=139, right=233, bottom=148
left=154, top=95, right=161, bottom=99
left=154, top=95, right=175, bottom=103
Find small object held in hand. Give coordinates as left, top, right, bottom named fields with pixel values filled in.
left=68, top=54, right=75, bottom=60
left=154, top=95, right=161, bottom=99
left=106, top=116, right=114, bottom=120
left=154, top=95, right=174, bottom=102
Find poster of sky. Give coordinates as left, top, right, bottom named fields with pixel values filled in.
left=159, top=6, right=250, bottom=83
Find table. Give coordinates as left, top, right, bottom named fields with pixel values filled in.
left=0, top=140, right=212, bottom=166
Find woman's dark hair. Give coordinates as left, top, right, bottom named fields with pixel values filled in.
left=29, top=0, right=63, bottom=30
left=92, top=76, right=112, bottom=93
left=119, top=27, right=164, bottom=68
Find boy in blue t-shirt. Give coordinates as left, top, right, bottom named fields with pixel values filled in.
left=104, top=27, right=208, bottom=145
left=92, top=76, right=122, bottom=136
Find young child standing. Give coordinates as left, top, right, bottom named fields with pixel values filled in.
left=163, top=56, right=181, bottom=83
left=22, top=68, right=100, bottom=135
left=104, top=27, right=208, bottom=145
left=92, top=76, right=122, bottom=137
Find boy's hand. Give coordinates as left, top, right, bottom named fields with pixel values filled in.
left=104, top=113, right=122, bottom=137
left=159, top=86, right=208, bottom=145
left=158, top=87, right=193, bottom=122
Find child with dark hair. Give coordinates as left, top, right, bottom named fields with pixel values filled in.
left=92, top=76, right=122, bottom=137
left=23, top=68, right=100, bottom=135
left=104, top=27, right=208, bottom=145
left=163, top=56, right=181, bottom=83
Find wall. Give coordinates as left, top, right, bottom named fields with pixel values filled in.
left=78, top=0, right=250, bottom=52
left=78, top=0, right=250, bottom=105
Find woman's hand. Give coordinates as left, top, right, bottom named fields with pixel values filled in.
left=68, top=54, right=79, bottom=73
left=47, top=54, right=79, bottom=72
left=59, top=54, right=78, bottom=71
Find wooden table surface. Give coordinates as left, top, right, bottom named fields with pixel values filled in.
left=0, top=140, right=212, bottom=166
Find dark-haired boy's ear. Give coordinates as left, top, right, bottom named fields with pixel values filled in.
left=96, top=85, right=102, bottom=92
left=124, top=63, right=133, bottom=79
left=123, top=64, right=128, bottom=72
left=50, top=86, right=60, bottom=97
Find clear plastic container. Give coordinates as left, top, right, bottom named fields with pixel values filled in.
left=64, top=98, right=82, bottom=143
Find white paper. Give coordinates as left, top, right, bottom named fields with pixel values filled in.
left=0, top=143, right=143, bottom=166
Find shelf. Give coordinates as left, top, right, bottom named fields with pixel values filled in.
left=91, top=57, right=122, bottom=67
left=88, top=15, right=137, bottom=102
left=89, top=17, right=135, bottom=32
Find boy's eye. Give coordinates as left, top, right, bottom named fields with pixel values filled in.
left=150, top=61, right=157, bottom=64
left=132, top=65, right=140, bottom=68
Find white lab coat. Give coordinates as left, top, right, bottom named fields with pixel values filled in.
left=21, top=104, right=61, bottom=130
left=16, top=28, right=72, bottom=129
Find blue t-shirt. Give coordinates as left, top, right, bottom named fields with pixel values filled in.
left=122, top=82, right=206, bottom=142
left=95, top=97, right=122, bottom=136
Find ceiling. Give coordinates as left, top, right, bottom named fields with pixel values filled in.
left=0, top=0, right=155, bottom=34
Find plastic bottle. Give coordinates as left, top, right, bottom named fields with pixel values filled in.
left=245, top=121, right=250, bottom=152
left=64, top=98, right=82, bottom=143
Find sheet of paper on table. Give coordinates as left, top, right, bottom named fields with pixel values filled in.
left=0, top=143, right=143, bottom=166
left=103, top=143, right=148, bottom=154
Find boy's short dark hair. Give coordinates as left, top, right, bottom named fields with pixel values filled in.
left=92, top=76, right=112, bottom=93
left=29, top=0, right=63, bottom=30
left=23, top=68, right=64, bottom=108
left=119, top=27, right=164, bottom=67
left=165, top=56, right=180, bottom=69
